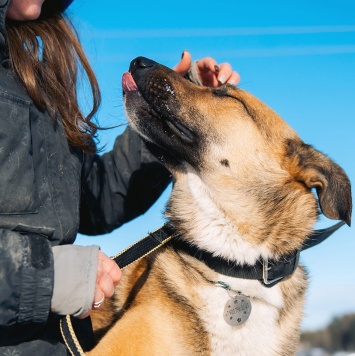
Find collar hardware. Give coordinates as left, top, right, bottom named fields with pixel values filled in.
left=261, top=252, right=300, bottom=287
left=262, top=257, right=284, bottom=286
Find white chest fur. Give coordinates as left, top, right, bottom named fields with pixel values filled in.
left=180, top=168, right=285, bottom=354
left=196, top=276, right=284, bottom=355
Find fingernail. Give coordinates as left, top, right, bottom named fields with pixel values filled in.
left=218, top=75, right=226, bottom=84
left=181, top=50, right=187, bottom=59
left=214, top=65, right=220, bottom=73
left=229, top=80, right=238, bottom=86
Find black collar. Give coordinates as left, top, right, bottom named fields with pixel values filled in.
left=112, top=221, right=346, bottom=288
left=172, top=239, right=300, bottom=287
left=171, top=221, right=346, bottom=287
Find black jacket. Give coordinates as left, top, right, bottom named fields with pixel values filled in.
left=0, top=0, right=171, bottom=353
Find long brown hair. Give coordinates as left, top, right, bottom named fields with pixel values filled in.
left=6, top=5, right=101, bottom=153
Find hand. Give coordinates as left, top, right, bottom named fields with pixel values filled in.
left=92, top=251, right=122, bottom=310
left=173, top=50, right=240, bottom=87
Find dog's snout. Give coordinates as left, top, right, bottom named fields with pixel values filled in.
left=129, top=57, right=156, bottom=75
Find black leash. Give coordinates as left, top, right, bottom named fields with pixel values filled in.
left=60, top=221, right=346, bottom=355
left=60, top=224, right=178, bottom=356
left=111, top=223, right=178, bottom=268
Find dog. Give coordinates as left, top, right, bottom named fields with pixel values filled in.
left=88, top=57, right=352, bottom=355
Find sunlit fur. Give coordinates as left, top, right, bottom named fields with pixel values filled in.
left=89, top=61, right=351, bottom=356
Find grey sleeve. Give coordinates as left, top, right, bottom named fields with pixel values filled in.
left=51, top=245, right=99, bottom=318
left=184, top=60, right=203, bottom=86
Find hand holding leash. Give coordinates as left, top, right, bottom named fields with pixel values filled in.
left=92, top=251, right=122, bottom=310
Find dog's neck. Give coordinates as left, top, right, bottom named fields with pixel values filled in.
left=167, top=166, right=321, bottom=264
left=166, top=167, right=344, bottom=278
left=167, top=169, right=280, bottom=265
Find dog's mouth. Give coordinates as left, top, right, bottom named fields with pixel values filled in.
left=122, top=71, right=138, bottom=92
left=122, top=71, right=196, bottom=144
left=122, top=58, right=204, bottom=167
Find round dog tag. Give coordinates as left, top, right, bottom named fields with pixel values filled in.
left=223, top=294, right=252, bottom=326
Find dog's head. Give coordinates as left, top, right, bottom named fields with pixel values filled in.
left=123, top=57, right=351, bottom=258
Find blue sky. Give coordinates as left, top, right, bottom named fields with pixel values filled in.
left=71, top=0, right=355, bottom=331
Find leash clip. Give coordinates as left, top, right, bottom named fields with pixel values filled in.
left=262, top=257, right=283, bottom=286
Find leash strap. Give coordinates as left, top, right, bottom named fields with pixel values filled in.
left=111, top=223, right=178, bottom=269
left=60, top=223, right=177, bottom=355
left=60, top=315, right=85, bottom=356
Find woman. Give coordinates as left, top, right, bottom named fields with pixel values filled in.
left=0, top=0, right=240, bottom=354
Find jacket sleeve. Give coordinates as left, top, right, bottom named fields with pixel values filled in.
left=0, top=230, right=54, bottom=328
left=79, top=127, right=172, bottom=235
left=51, top=245, right=99, bottom=318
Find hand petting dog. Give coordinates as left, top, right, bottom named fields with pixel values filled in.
left=174, top=50, right=240, bottom=87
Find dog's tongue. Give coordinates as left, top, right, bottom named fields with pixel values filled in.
left=122, top=72, right=138, bottom=93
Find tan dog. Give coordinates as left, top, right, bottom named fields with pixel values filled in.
left=89, top=57, right=352, bottom=356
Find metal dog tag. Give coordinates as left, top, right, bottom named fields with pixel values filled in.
left=223, top=294, right=252, bottom=326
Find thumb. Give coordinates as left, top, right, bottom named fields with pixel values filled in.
left=173, top=50, right=192, bottom=75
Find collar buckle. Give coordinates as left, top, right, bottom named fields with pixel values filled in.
left=262, top=257, right=284, bottom=287
left=262, top=252, right=300, bottom=287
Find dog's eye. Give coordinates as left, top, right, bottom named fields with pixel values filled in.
left=213, top=89, right=257, bottom=121
left=212, top=88, right=229, bottom=97
left=212, top=87, right=239, bottom=101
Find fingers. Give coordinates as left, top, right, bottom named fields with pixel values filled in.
left=93, top=288, right=105, bottom=307
left=195, top=57, right=219, bottom=74
left=173, top=50, right=240, bottom=87
left=92, top=251, right=122, bottom=310
left=98, top=250, right=122, bottom=286
left=218, top=63, right=241, bottom=86
left=173, top=50, right=192, bottom=76
left=91, top=288, right=105, bottom=314
left=195, top=57, right=240, bottom=87
left=193, top=57, right=218, bottom=87
left=227, top=71, right=241, bottom=86
left=96, top=266, right=116, bottom=296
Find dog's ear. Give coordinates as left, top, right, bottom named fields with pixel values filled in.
left=286, top=140, right=352, bottom=226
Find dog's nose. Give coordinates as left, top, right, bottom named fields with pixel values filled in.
left=129, top=57, right=156, bottom=75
